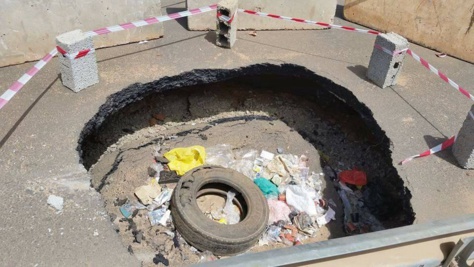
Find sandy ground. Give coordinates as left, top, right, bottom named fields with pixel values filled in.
left=91, top=117, right=344, bottom=265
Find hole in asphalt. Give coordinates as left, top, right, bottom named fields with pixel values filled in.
left=78, top=63, right=415, bottom=265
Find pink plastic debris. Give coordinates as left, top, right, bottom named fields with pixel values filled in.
left=267, top=199, right=291, bottom=224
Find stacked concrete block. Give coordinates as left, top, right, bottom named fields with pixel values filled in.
left=367, top=32, right=409, bottom=88
left=56, top=30, right=99, bottom=92
left=216, top=0, right=238, bottom=48
left=453, top=105, right=474, bottom=169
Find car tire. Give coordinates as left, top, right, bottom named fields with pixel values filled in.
left=170, top=165, right=269, bottom=256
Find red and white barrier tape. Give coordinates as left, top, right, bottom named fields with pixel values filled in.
left=400, top=111, right=474, bottom=165
left=407, top=49, right=474, bottom=101
left=238, top=9, right=380, bottom=35
left=374, top=44, right=407, bottom=55
left=217, top=11, right=236, bottom=24
left=400, top=135, right=456, bottom=165
left=0, top=5, right=217, bottom=111
left=0, top=48, right=58, bottom=110
left=86, top=4, right=217, bottom=36
left=56, top=46, right=95, bottom=60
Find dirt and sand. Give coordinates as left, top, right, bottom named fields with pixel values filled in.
left=90, top=117, right=343, bottom=265
left=86, top=79, right=413, bottom=265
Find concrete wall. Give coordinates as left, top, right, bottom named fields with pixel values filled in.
left=344, top=0, right=474, bottom=63
left=187, top=0, right=337, bottom=30
left=0, top=0, right=164, bottom=67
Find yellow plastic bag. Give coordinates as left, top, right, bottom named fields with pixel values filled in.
left=164, top=146, right=206, bottom=176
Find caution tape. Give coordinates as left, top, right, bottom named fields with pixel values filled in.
left=400, top=136, right=456, bottom=165
left=217, top=11, right=236, bottom=24
left=0, top=5, right=217, bottom=111
left=86, top=4, right=217, bottom=36
left=0, top=48, right=58, bottom=110
left=238, top=9, right=380, bottom=35
left=407, top=49, right=474, bottom=101
left=374, top=44, right=407, bottom=55
left=400, top=111, right=474, bottom=165
left=56, top=46, right=95, bottom=60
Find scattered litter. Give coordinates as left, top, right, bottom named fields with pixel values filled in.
left=107, top=141, right=393, bottom=264
left=200, top=251, right=218, bottom=262
left=47, top=195, right=64, bottom=212
left=249, top=31, right=257, bottom=37
left=205, top=144, right=234, bottom=168
left=286, top=185, right=317, bottom=216
left=149, top=206, right=170, bottom=226
left=93, top=229, right=99, bottom=236
left=337, top=171, right=385, bottom=234
left=120, top=203, right=134, bottom=218
left=134, top=180, right=161, bottom=205
left=435, top=52, right=447, bottom=58
left=316, top=207, right=336, bottom=227
left=159, top=210, right=171, bottom=226
left=152, top=188, right=173, bottom=207
left=254, top=178, right=279, bottom=198
left=164, top=145, right=206, bottom=175
left=222, top=191, right=240, bottom=225
left=260, top=225, right=282, bottom=245
left=260, top=150, right=275, bottom=161
left=138, top=40, right=148, bottom=44
left=164, top=230, right=175, bottom=238
left=339, top=169, right=367, bottom=188
left=267, top=199, right=291, bottom=224
left=292, top=212, right=314, bottom=235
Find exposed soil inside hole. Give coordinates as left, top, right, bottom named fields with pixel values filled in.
left=79, top=64, right=415, bottom=265
left=91, top=118, right=344, bottom=265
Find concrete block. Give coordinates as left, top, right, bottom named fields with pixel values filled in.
left=1, top=0, right=164, bottom=67
left=56, top=30, right=99, bottom=92
left=453, top=106, right=474, bottom=169
left=344, top=0, right=474, bottom=64
left=216, top=0, right=238, bottom=48
left=187, top=0, right=337, bottom=31
left=366, top=32, right=408, bottom=88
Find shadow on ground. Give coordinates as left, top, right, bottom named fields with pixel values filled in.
left=166, top=7, right=188, bottom=30
left=347, top=65, right=368, bottom=81
left=423, top=135, right=459, bottom=166
left=0, top=76, right=59, bottom=150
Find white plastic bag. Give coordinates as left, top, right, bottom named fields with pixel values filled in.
left=286, top=185, right=317, bottom=216
left=205, top=144, right=235, bottom=168
left=222, top=191, right=240, bottom=225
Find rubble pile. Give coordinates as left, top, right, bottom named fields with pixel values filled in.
left=108, top=142, right=384, bottom=265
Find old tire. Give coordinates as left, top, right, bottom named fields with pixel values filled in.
left=170, top=165, right=269, bottom=256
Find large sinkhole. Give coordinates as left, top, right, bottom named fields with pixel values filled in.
left=78, top=63, right=414, bottom=265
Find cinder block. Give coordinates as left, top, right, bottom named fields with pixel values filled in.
left=187, top=0, right=337, bottom=31
left=216, top=0, right=238, bottom=48
left=56, top=30, right=99, bottom=92
left=453, top=105, right=474, bottom=169
left=367, top=32, right=409, bottom=88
